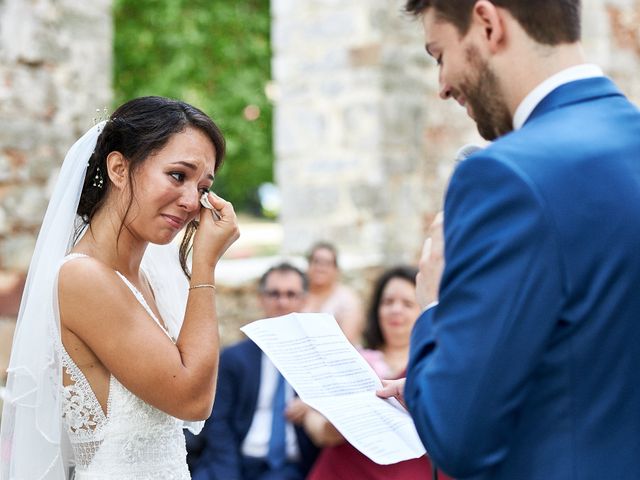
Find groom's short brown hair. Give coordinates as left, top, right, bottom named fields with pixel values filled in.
left=405, top=0, right=581, bottom=46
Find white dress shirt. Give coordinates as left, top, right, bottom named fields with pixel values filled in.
left=512, top=63, right=604, bottom=130
left=241, top=354, right=300, bottom=461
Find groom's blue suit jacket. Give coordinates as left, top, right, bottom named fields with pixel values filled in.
left=406, top=77, right=640, bottom=479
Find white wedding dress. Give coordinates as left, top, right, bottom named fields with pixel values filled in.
left=58, top=254, right=190, bottom=479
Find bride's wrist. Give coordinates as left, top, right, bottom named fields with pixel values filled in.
left=189, top=268, right=215, bottom=285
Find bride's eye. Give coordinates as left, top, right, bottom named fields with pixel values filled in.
left=169, top=172, right=185, bottom=182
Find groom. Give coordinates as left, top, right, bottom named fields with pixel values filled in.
left=379, top=1, right=640, bottom=479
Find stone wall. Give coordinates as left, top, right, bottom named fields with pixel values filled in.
left=272, top=0, right=640, bottom=267
left=0, top=0, right=112, bottom=372
left=0, top=0, right=112, bottom=274
left=271, top=0, right=481, bottom=266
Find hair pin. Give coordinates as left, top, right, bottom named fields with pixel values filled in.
left=93, top=107, right=110, bottom=126
left=92, top=166, right=104, bottom=189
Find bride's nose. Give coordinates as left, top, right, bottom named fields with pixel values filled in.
left=178, top=188, right=200, bottom=212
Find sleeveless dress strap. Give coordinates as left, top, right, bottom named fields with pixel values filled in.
left=62, top=252, right=90, bottom=263
left=114, top=271, right=173, bottom=341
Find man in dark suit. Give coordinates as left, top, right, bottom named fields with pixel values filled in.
left=378, top=1, right=640, bottom=479
left=188, top=263, right=318, bottom=480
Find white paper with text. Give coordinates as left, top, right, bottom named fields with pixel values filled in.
left=240, top=312, right=426, bottom=465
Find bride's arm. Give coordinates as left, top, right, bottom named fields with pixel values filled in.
left=59, top=195, right=239, bottom=421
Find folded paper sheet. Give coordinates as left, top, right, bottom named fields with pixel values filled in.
left=241, top=312, right=426, bottom=465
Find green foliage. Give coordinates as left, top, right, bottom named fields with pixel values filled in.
left=113, top=0, right=273, bottom=211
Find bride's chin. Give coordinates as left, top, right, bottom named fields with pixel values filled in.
left=150, top=231, right=178, bottom=246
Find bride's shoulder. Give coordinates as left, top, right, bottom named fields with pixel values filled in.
left=58, top=255, right=124, bottom=305
left=59, top=254, right=113, bottom=284
left=58, top=256, right=136, bottom=335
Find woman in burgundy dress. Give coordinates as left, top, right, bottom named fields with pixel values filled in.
left=287, top=266, right=452, bottom=480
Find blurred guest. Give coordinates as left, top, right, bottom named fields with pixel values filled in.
left=288, top=266, right=450, bottom=480
left=187, top=263, right=318, bottom=480
left=303, top=242, right=364, bottom=344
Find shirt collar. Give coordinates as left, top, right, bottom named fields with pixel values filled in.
left=512, top=64, right=604, bottom=130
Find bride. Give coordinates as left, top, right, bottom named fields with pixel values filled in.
left=0, top=96, right=240, bottom=479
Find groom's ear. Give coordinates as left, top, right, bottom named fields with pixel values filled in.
left=106, top=151, right=129, bottom=190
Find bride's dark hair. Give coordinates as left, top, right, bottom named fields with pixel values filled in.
left=77, top=96, right=226, bottom=278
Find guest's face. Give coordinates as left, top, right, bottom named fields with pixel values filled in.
left=307, top=248, right=338, bottom=288
left=378, top=277, right=420, bottom=347
left=260, top=271, right=307, bottom=318
left=117, top=127, right=216, bottom=244
left=421, top=8, right=512, bottom=140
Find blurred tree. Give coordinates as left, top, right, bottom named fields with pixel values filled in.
left=114, top=0, right=273, bottom=212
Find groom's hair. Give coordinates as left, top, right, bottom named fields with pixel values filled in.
left=404, top=0, right=582, bottom=45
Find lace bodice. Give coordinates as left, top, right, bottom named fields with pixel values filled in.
left=58, top=254, right=190, bottom=479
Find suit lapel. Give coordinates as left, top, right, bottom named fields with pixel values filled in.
left=246, top=341, right=263, bottom=412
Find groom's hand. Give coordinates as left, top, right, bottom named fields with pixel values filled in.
left=376, top=378, right=407, bottom=409
left=416, top=211, right=445, bottom=309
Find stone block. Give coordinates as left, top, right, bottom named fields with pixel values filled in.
left=279, top=183, right=341, bottom=218
left=271, top=19, right=303, bottom=53
left=2, top=184, right=48, bottom=230
left=11, top=67, right=57, bottom=117
left=0, top=207, right=8, bottom=235
left=0, top=0, right=44, bottom=64
left=275, top=105, right=328, bottom=155
left=0, top=271, right=26, bottom=317
left=297, top=155, right=360, bottom=176
left=305, top=11, right=361, bottom=43
left=349, top=182, right=391, bottom=216
left=27, top=144, right=60, bottom=182
left=0, top=118, right=52, bottom=152
left=0, top=319, right=17, bottom=383
left=349, top=43, right=381, bottom=68
left=0, top=153, right=13, bottom=184
left=381, top=151, right=421, bottom=176
left=215, top=283, right=262, bottom=346
left=281, top=219, right=371, bottom=259
left=342, top=102, right=382, bottom=150
left=271, top=0, right=301, bottom=19
left=0, top=233, right=36, bottom=271
left=317, top=77, right=348, bottom=98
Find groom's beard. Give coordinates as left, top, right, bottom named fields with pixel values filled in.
left=462, top=46, right=513, bottom=141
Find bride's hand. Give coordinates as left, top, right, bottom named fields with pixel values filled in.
left=192, top=192, right=240, bottom=267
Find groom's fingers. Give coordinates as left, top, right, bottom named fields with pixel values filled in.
left=376, top=378, right=407, bottom=408
left=416, top=212, right=445, bottom=308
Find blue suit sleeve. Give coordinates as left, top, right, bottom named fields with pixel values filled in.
left=406, top=155, right=564, bottom=478
left=192, top=348, right=244, bottom=480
